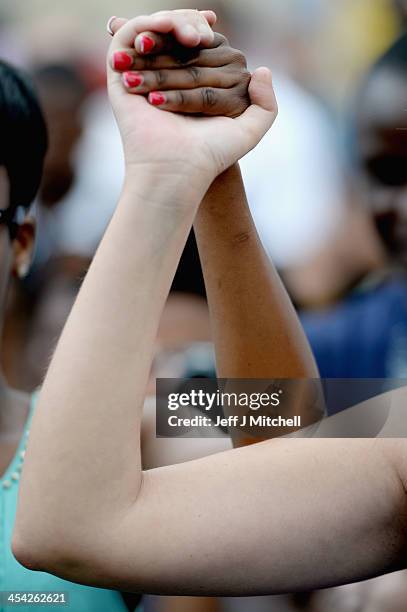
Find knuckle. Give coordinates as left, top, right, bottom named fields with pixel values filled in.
left=155, top=69, right=166, bottom=88
left=230, top=69, right=251, bottom=87
left=176, top=90, right=186, bottom=106
left=189, top=48, right=212, bottom=67
left=230, top=49, right=247, bottom=68
left=201, top=87, right=217, bottom=109
left=188, top=66, right=201, bottom=85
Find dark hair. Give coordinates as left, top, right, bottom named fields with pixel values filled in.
left=0, top=60, right=48, bottom=212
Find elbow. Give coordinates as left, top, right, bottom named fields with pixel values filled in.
left=12, top=521, right=114, bottom=587
left=12, top=522, right=80, bottom=577
left=12, top=529, right=49, bottom=573
left=12, top=498, right=59, bottom=572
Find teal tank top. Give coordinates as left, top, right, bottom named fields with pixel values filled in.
left=0, top=394, right=140, bottom=612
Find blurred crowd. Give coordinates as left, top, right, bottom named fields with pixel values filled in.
left=0, top=0, right=406, bottom=610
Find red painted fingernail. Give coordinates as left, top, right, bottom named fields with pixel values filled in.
left=123, top=72, right=143, bottom=88
left=112, top=51, right=133, bottom=70
left=139, top=35, right=155, bottom=54
left=149, top=92, right=166, bottom=106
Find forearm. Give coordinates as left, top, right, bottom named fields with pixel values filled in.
left=194, top=165, right=322, bottom=443
left=14, top=169, right=206, bottom=559
left=195, top=164, right=317, bottom=378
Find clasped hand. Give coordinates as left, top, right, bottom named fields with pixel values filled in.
left=107, top=9, right=278, bottom=192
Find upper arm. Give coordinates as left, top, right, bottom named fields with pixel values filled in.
left=56, top=438, right=407, bottom=596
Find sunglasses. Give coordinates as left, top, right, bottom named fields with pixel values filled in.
left=0, top=206, right=24, bottom=240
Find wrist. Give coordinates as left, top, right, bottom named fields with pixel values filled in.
left=122, top=161, right=212, bottom=208
left=196, top=163, right=245, bottom=223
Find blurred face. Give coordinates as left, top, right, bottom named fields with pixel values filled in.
left=357, top=68, right=407, bottom=266
left=36, top=86, right=83, bottom=207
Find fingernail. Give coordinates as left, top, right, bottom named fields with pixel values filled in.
left=106, top=16, right=117, bottom=36
left=149, top=92, right=166, bottom=106
left=123, top=72, right=144, bottom=88
left=138, top=35, right=155, bottom=54
left=112, top=51, right=133, bottom=70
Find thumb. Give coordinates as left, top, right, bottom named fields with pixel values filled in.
left=235, top=67, right=278, bottom=154
left=248, top=67, right=277, bottom=112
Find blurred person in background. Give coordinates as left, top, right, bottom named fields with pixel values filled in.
left=234, top=0, right=402, bottom=308
left=303, top=33, right=407, bottom=381
left=3, top=62, right=91, bottom=391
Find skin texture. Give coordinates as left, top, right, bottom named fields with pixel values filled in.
left=13, top=8, right=407, bottom=600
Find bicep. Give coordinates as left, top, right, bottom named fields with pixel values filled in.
left=101, top=438, right=407, bottom=595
